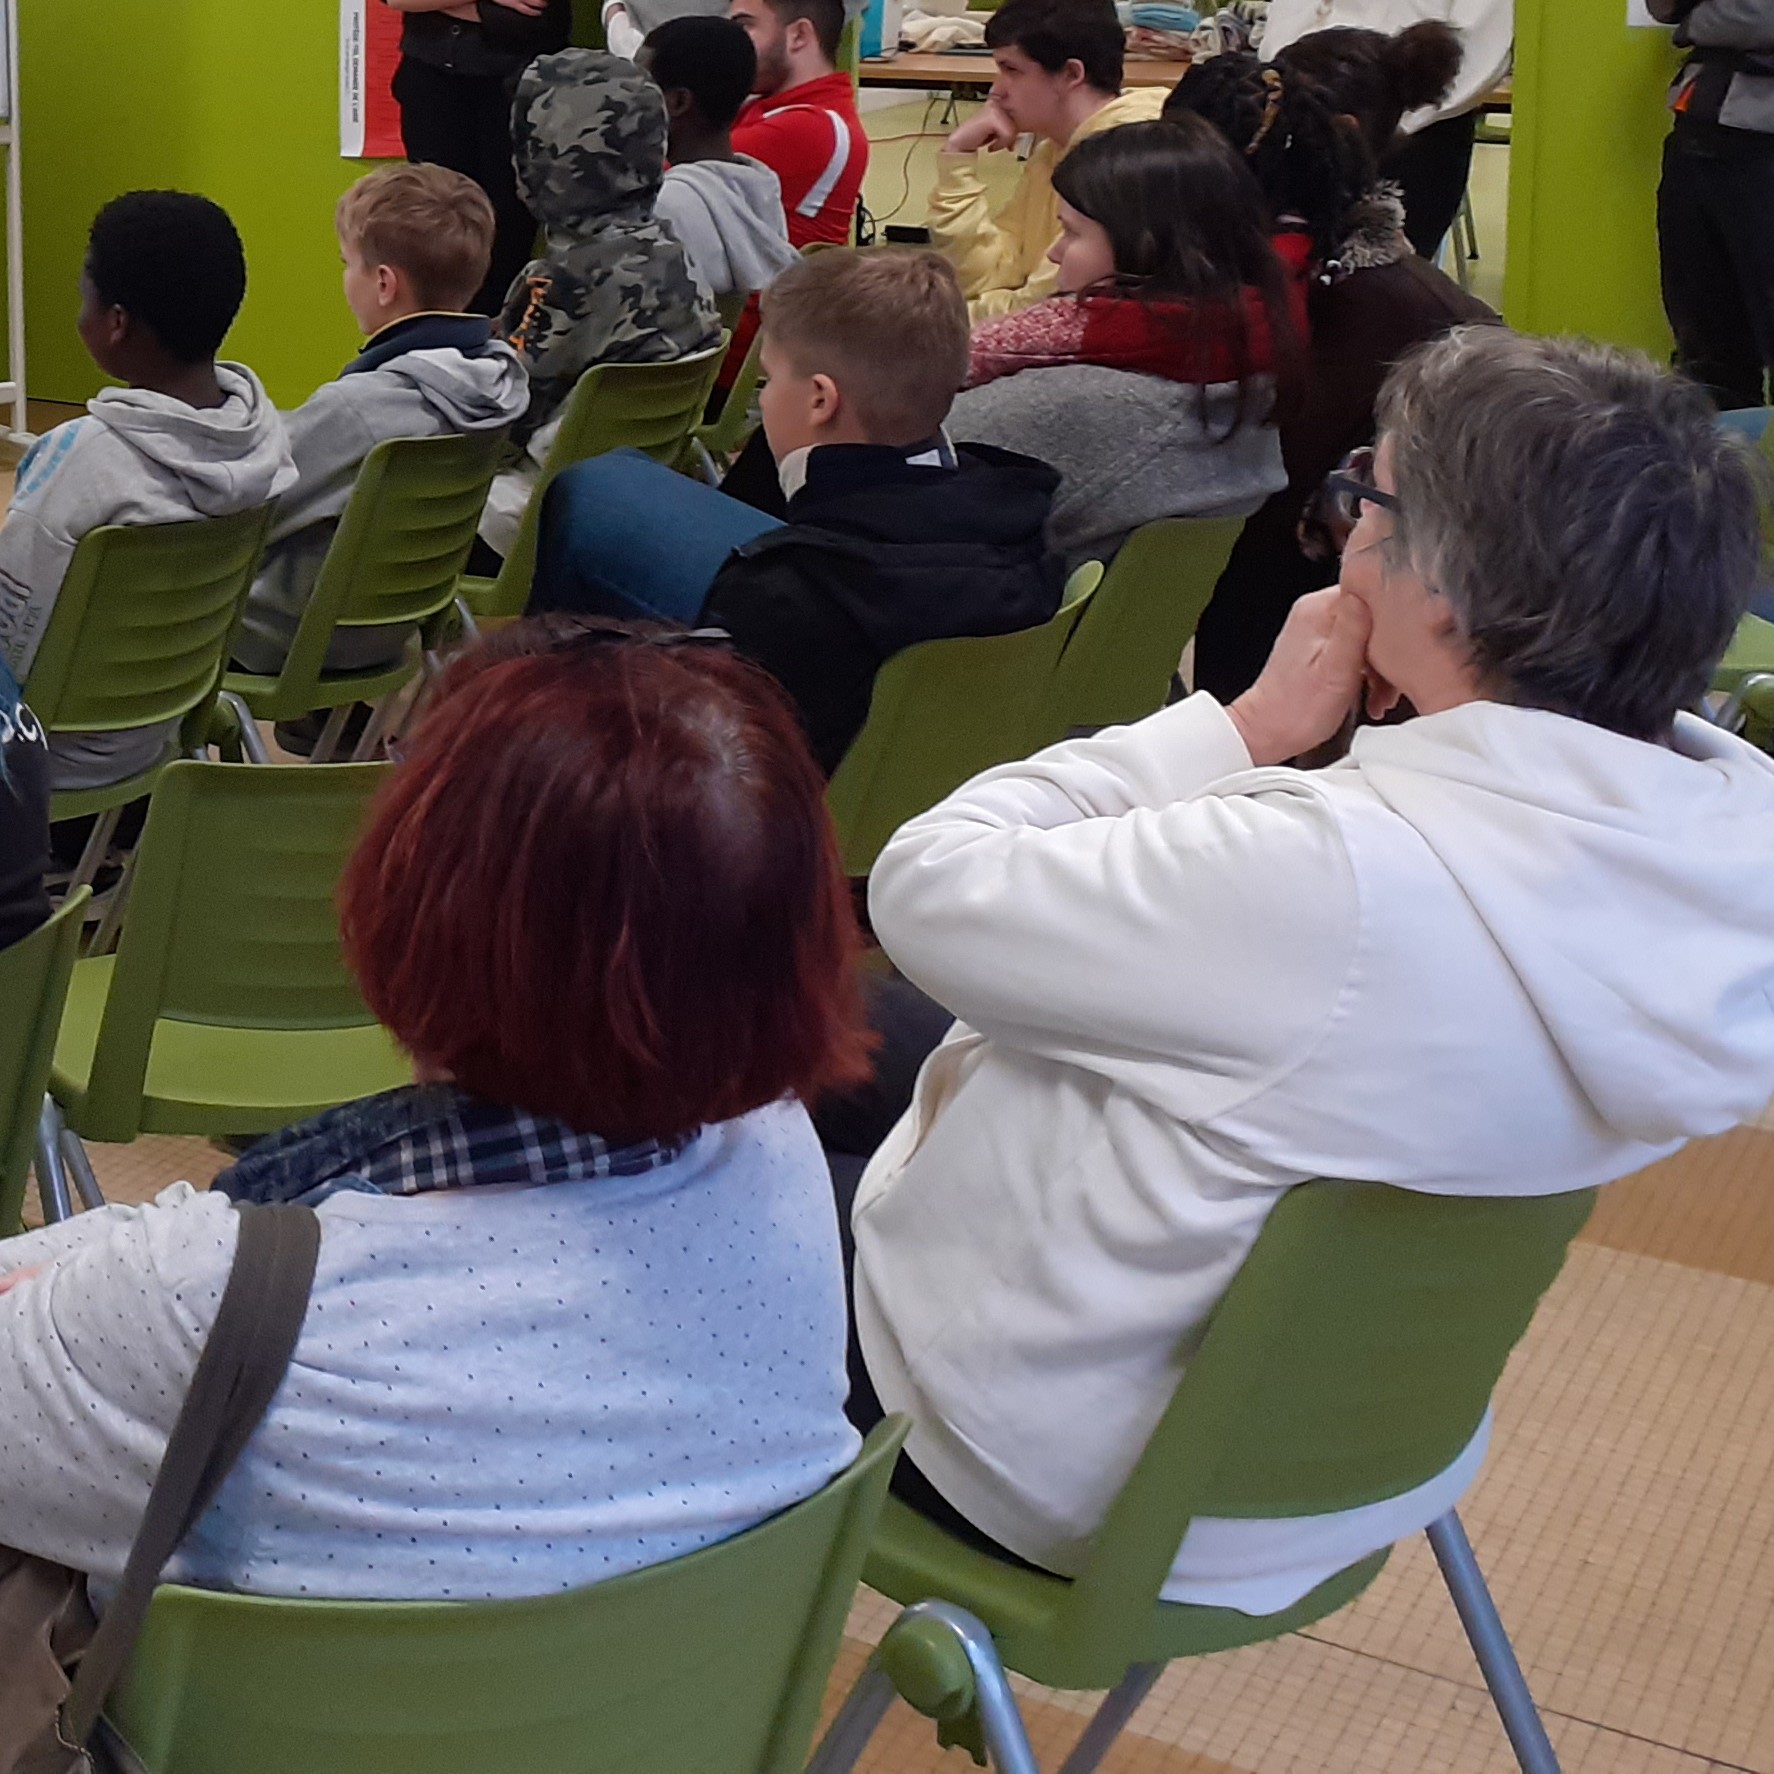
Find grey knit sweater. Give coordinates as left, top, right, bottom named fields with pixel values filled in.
left=947, top=366, right=1286, bottom=570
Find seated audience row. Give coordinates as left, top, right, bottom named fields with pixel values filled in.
left=3, top=333, right=1773, bottom=1619
left=534, top=249, right=1065, bottom=773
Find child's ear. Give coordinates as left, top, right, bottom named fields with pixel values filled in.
left=807, top=371, right=842, bottom=429
left=375, top=263, right=403, bottom=308
left=664, top=88, right=695, bottom=121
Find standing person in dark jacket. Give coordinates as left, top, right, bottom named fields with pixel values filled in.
left=1651, top=0, right=1774, bottom=409
left=1166, top=49, right=1494, bottom=701
left=531, top=249, right=1066, bottom=772
left=382, top=0, right=573, bottom=314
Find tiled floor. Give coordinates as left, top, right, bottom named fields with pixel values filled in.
left=54, top=1122, right=1774, bottom=1774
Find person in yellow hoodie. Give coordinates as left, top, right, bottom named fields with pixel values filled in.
left=929, top=0, right=1168, bottom=320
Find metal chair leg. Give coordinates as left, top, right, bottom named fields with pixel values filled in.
left=217, top=691, right=271, bottom=764
left=85, top=844, right=138, bottom=957
left=309, top=703, right=353, bottom=765
left=1056, top=1662, right=1164, bottom=1774
left=1427, top=1512, right=1563, bottom=1774
left=350, top=696, right=394, bottom=763
left=59, top=1127, right=105, bottom=1213
left=33, top=1099, right=75, bottom=1225
left=64, top=805, right=122, bottom=898
left=804, top=1662, right=897, bottom=1774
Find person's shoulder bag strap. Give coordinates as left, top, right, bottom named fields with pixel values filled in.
left=60, top=1200, right=322, bottom=1747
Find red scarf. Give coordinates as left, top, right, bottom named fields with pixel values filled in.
left=968, top=231, right=1313, bottom=391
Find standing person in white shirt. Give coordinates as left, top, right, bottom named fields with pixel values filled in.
left=832, top=327, right=1774, bottom=1615
left=1260, top=0, right=1513, bottom=258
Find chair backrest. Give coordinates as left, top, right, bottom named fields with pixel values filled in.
left=22, top=505, right=274, bottom=737
left=483, top=341, right=729, bottom=617
left=1044, top=1180, right=1595, bottom=1670
left=696, top=328, right=768, bottom=464
left=106, top=1418, right=908, bottom=1774
left=0, top=890, right=89, bottom=1234
left=273, top=432, right=504, bottom=701
left=826, top=575, right=1097, bottom=877
left=1030, top=516, right=1243, bottom=750
left=79, top=761, right=389, bottom=1142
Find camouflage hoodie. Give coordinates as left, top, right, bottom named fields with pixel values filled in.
left=500, top=50, right=720, bottom=445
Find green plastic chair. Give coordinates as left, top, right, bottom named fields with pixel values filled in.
left=812, top=1180, right=1596, bottom=1774
left=1030, top=516, right=1244, bottom=749
left=41, top=761, right=409, bottom=1199
left=691, top=327, right=768, bottom=481
left=0, top=890, right=89, bottom=1234
left=460, top=341, right=730, bottom=622
left=826, top=565, right=1101, bottom=877
left=103, top=1417, right=909, bottom=1773
left=221, top=432, right=505, bottom=759
left=21, top=505, right=275, bottom=881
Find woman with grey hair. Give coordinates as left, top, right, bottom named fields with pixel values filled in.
left=835, top=327, right=1774, bottom=1613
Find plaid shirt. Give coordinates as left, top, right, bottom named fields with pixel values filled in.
left=216, top=1084, right=686, bottom=1208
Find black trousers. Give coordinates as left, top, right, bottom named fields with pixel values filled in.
left=1382, top=111, right=1479, bottom=262
left=819, top=976, right=1050, bottom=1574
left=1658, top=130, right=1774, bottom=410
left=392, top=55, right=539, bottom=317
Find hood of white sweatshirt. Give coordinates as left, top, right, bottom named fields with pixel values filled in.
left=88, top=363, right=297, bottom=517
left=659, top=157, right=799, bottom=296
left=1347, top=702, right=1774, bottom=1146
left=376, top=340, right=531, bottom=434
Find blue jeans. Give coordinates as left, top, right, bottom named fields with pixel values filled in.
left=532, top=449, right=784, bottom=625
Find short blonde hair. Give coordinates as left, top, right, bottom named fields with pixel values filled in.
left=761, top=249, right=969, bottom=444
left=335, top=164, right=496, bottom=312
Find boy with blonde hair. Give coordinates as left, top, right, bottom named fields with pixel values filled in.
left=234, top=162, right=529, bottom=679
left=533, top=248, right=1065, bottom=771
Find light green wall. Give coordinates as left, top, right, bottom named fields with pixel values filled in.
left=20, top=0, right=366, bottom=407
left=17, top=0, right=605, bottom=409
left=1504, top=0, right=1682, bottom=356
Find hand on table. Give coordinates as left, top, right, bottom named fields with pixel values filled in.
left=1227, top=588, right=1397, bottom=767
left=945, top=99, right=1019, bottom=155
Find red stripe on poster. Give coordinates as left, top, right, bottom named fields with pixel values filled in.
left=364, top=2, right=405, bottom=159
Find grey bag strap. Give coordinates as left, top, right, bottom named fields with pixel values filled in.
left=61, top=1201, right=322, bottom=1744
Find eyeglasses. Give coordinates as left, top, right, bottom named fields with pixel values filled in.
left=1322, top=446, right=1400, bottom=527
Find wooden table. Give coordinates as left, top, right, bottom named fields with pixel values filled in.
left=858, top=51, right=1190, bottom=90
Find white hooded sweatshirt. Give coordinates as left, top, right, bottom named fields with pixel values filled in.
left=233, top=330, right=530, bottom=675
left=856, top=693, right=1774, bottom=1614
left=654, top=156, right=799, bottom=303
left=0, top=365, right=297, bottom=791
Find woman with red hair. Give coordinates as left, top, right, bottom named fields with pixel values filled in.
left=0, top=618, right=871, bottom=1601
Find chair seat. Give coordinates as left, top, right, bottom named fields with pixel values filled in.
left=48, top=742, right=186, bottom=824
left=864, top=1498, right=1389, bottom=1691
left=51, top=955, right=412, bottom=1139
left=223, top=650, right=420, bottom=723
left=455, top=573, right=503, bottom=623
left=1714, top=613, right=1774, bottom=694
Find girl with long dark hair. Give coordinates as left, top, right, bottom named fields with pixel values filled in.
left=949, top=117, right=1309, bottom=568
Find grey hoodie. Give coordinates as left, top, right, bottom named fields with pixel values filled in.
left=233, top=325, right=530, bottom=675
left=0, top=364, right=297, bottom=792
left=948, top=365, right=1287, bottom=571
left=655, top=157, right=799, bottom=302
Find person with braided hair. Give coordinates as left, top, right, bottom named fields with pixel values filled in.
left=1165, top=51, right=1493, bottom=701
left=1261, top=3, right=1512, bottom=261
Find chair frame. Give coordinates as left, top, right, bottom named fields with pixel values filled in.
left=812, top=1179, right=1596, bottom=1774
left=23, top=505, right=275, bottom=888
left=222, top=431, right=506, bottom=761
left=460, top=340, right=729, bottom=623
